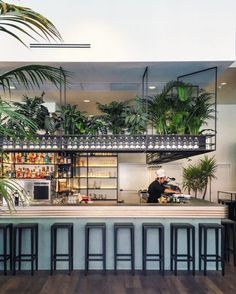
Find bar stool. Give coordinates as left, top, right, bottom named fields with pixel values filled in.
left=0, top=223, right=13, bottom=275
left=13, top=223, right=38, bottom=276
left=142, top=223, right=164, bottom=275
left=85, top=223, right=106, bottom=275
left=199, top=223, right=225, bottom=276
left=114, top=223, right=135, bottom=274
left=170, top=223, right=195, bottom=275
left=221, top=219, right=236, bottom=266
left=50, top=223, right=73, bottom=275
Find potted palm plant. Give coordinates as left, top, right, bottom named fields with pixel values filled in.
left=182, top=156, right=217, bottom=200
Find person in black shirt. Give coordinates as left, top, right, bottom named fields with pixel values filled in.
left=147, top=169, right=176, bottom=203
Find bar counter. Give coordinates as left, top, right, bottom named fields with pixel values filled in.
left=0, top=199, right=227, bottom=271
left=0, top=198, right=227, bottom=218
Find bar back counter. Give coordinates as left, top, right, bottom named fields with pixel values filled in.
left=0, top=199, right=227, bottom=273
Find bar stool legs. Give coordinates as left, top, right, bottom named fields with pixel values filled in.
left=170, top=223, right=195, bottom=276
left=221, top=219, right=236, bottom=266
left=199, top=223, right=225, bottom=276
left=142, top=223, right=165, bottom=275
left=84, top=223, right=106, bottom=275
left=0, top=224, right=13, bottom=275
left=114, top=223, right=135, bottom=275
left=13, top=223, right=38, bottom=276
left=50, top=223, right=74, bottom=275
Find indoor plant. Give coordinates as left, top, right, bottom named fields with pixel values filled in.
left=59, top=104, right=88, bottom=135
left=124, top=97, right=148, bottom=134
left=146, top=80, right=214, bottom=135
left=96, top=100, right=129, bottom=134
left=182, top=156, right=217, bottom=199
left=6, top=92, right=49, bottom=132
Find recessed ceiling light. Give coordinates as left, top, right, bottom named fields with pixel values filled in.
left=218, top=86, right=222, bottom=89
left=148, top=86, right=156, bottom=90
left=83, top=99, right=90, bottom=103
left=221, top=82, right=227, bottom=86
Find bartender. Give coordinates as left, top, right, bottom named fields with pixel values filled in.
left=147, top=169, right=177, bottom=203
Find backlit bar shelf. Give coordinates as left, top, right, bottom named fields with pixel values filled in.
left=0, top=134, right=214, bottom=153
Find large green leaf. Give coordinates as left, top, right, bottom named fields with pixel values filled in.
left=0, top=65, right=71, bottom=93
left=0, top=0, right=62, bottom=46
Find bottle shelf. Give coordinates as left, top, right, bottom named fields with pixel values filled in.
left=1, top=135, right=209, bottom=152
left=4, top=163, right=55, bottom=165
left=91, top=199, right=117, bottom=201
left=76, top=165, right=117, bottom=168
left=88, top=188, right=117, bottom=190
left=77, top=176, right=117, bottom=179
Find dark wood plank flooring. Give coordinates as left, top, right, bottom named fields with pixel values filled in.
left=1, top=264, right=236, bottom=294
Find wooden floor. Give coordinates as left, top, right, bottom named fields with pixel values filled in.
left=1, top=264, right=236, bottom=294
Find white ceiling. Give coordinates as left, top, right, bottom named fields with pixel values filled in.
left=0, top=61, right=234, bottom=115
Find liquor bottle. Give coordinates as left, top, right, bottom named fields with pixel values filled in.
left=17, top=153, right=22, bottom=163
left=46, top=166, right=50, bottom=177
left=50, top=166, right=54, bottom=177
left=31, top=169, right=35, bottom=178
left=45, top=153, right=49, bottom=164
left=63, top=168, right=67, bottom=178
left=21, top=153, right=25, bottom=163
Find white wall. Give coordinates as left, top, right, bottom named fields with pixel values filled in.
left=1, top=0, right=235, bottom=62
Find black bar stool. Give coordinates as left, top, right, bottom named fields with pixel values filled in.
left=114, top=223, right=135, bottom=274
left=13, top=223, right=38, bottom=276
left=199, top=223, right=225, bottom=276
left=221, top=219, right=236, bottom=266
left=228, top=201, right=236, bottom=221
left=50, top=223, right=73, bottom=275
left=0, top=223, right=13, bottom=275
left=142, top=223, right=164, bottom=275
left=85, top=223, right=106, bottom=275
left=170, top=223, right=195, bottom=275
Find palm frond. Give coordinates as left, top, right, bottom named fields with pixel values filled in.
left=0, top=65, right=71, bottom=93
left=0, top=0, right=62, bottom=46
left=0, top=99, right=37, bottom=137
